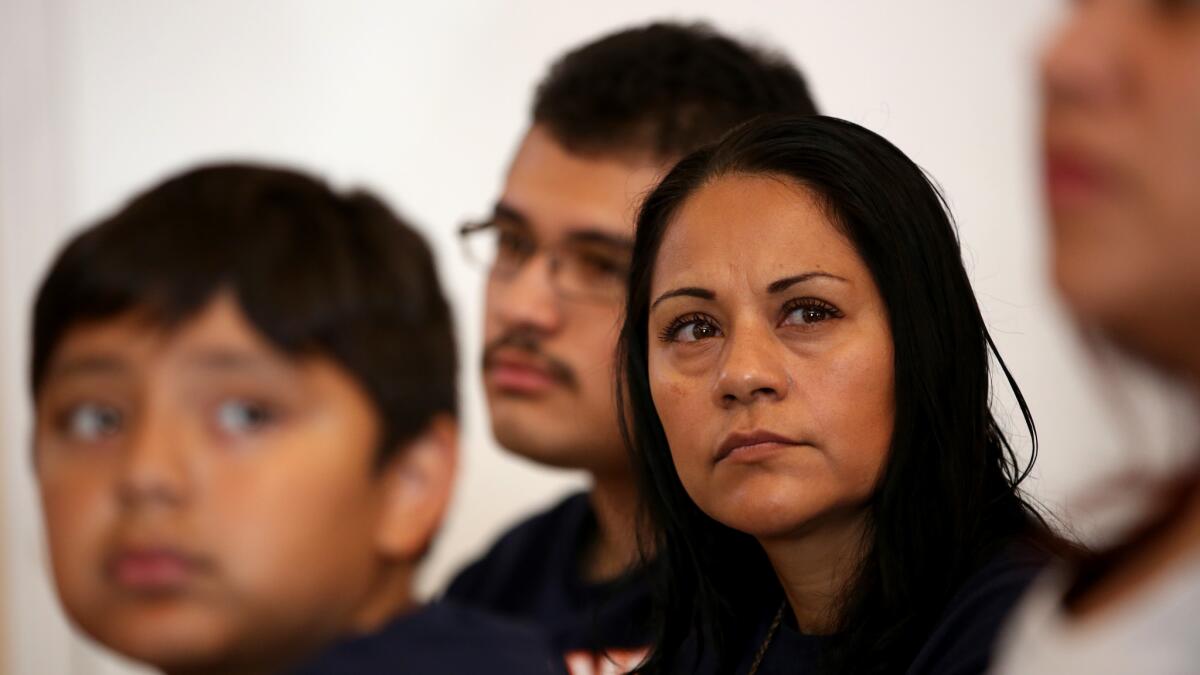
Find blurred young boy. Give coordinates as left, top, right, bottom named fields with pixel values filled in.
left=30, top=164, right=565, bottom=675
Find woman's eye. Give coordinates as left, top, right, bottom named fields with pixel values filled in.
left=61, top=403, right=123, bottom=442
left=782, top=302, right=841, bottom=327
left=214, top=400, right=276, bottom=436
left=666, top=317, right=722, bottom=343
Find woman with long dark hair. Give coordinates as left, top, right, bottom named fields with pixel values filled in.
left=618, top=115, right=1067, bottom=674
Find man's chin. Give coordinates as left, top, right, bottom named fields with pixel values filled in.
left=489, top=412, right=591, bottom=470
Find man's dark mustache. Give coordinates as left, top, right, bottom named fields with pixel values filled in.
left=482, top=330, right=578, bottom=390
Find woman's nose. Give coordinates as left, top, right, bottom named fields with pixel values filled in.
left=713, top=324, right=791, bottom=408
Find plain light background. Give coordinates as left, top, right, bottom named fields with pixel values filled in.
left=3, top=2, right=1197, bottom=673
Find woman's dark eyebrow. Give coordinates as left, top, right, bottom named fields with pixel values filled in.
left=650, top=287, right=715, bottom=310
left=767, top=271, right=848, bottom=294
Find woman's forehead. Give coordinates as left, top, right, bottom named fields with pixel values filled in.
left=652, top=174, right=862, bottom=292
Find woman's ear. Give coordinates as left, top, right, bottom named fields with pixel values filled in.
left=374, top=414, right=458, bottom=562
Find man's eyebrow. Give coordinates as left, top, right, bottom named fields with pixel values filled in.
left=492, top=201, right=532, bottom=228
left=495, top=201, right=632, bottom=249
left=767, top=272, right=849, bottom=294
left=564, top=230, right=634, bottom=250
left=650, top=287, right=716, bottom=310
left=45, top=355, right=129, bottom=380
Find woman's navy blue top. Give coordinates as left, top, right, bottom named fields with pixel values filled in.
left=692, top=543, right=1048, bottom=674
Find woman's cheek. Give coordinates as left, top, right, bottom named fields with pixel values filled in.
left=652, top=373, right=709, bottom=477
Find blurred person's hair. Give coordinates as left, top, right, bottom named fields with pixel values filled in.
left=32, top=163, right=456, bottom=462
left=619, top=115, right=1072, bottom=674
left=532, top=21, right=818, bottom=160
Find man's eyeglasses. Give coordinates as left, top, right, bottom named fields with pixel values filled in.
left=458, top=219, right=632, bottom=303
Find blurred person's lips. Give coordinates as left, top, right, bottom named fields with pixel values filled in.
left=1045, top=146, right=1113, bottom=211
left=715, top=430, right=806, bottom=464
left=106, top=547, right=209, bottom=592
left=485, top=349, right=563, bottom=394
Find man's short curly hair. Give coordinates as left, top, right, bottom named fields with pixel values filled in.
left=532, top=22, right=818, bottom=160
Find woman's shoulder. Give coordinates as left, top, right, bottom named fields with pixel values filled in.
left=905, top=540, right=1051, bottom=674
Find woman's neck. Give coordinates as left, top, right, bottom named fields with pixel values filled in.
left=759, top=510, right=870, bottom=635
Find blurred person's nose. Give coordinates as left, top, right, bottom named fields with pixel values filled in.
left=490, top=253, right=566, bottom=336
left=117, top=402, right=192, bottom=511
left=1042, top=2, right=1130, bottom=111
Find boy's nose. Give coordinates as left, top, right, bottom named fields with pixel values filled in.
left=117, top=411, right=192, bottom=510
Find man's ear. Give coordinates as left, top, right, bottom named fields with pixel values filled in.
left=375, top=414, right=458, bottom=562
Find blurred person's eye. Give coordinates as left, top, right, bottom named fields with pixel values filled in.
left=555, top=240, right=632, bottom=302
left=568, top=245, right=630, bottom=281
left=496, top=223, right=537, bottom=262
left=57, top=402, right=124, bottom=443
left=214, top=399, right=278, bottom=437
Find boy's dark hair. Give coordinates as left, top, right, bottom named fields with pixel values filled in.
left=31, top=163, right=456, bottom=462
left=532, top=21, right=818, bottom=160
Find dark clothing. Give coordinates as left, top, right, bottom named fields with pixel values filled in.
left=290, top=600, right=568, bottom=675
left=707, top=543, right=1047, bottom=675
left=444, top=491, right=652, bottom=671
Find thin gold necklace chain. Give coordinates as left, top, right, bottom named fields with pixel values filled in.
left=746, top=601, right=787, bottom=675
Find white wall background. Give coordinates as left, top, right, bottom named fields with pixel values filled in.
left=3, top=2, right=1196, bottom=673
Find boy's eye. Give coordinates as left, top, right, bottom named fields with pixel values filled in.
left=214, top=399, right=276, bottom=436
left=60, top=403, right=123, bottom=442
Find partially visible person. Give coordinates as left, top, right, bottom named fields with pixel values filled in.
left=618, top=115, right=1071, bottom=674
left=992, top=2, right=1200, bottom=673
left=447, top=21, right=818, bottom=673
left=30, top=164, right=566, bottom=675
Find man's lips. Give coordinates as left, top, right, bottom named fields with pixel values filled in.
left=484, top=350, right=564, bottom=394
left=106, top=548, right=209, bottom=592
left=715, top=430, right=806, bottom=464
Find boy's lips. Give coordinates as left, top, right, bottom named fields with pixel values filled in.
left=106, top=547, right=211, bottom=592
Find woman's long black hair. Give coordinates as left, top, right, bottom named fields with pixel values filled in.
left=618, top=115, right=1062, bottom=674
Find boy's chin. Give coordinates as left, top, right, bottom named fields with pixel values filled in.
left=81, top=608, right=263, bottom=674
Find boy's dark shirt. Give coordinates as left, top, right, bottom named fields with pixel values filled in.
left=685, top=542, right=1048, bottom=674
left=444, top=491, right=652, bottom=672
left=290, top=600, right=568, bottom=675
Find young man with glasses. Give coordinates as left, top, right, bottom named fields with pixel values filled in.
left=448, top=22, right=818, bottom=674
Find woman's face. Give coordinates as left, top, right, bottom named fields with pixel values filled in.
left=1043, top=0, right=1200, bottom=369
left=647, top=174, right=895, bottom=540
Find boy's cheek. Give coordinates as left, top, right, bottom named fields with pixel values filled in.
left=40, top=491, right=110, bottom=628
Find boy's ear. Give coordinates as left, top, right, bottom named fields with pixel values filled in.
left=374, top=414, right=458, bottom=562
